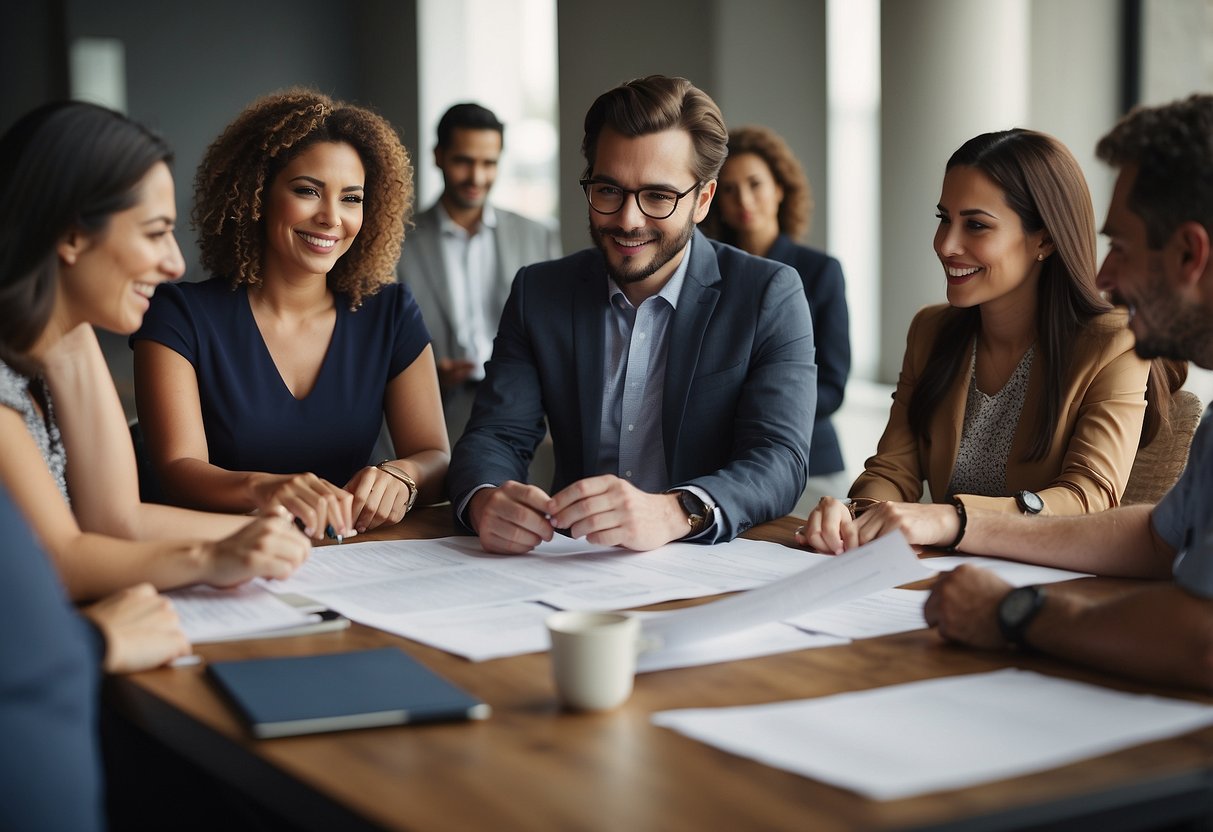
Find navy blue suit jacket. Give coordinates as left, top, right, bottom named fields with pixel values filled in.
left=0, top=488, right=104, bottom=831
left=766, top=235, right=850, bottom=476
left=449, top=229, right=816, bottom=542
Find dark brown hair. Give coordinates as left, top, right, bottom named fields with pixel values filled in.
left=193, top=88, right=412, bottom=308
left=703, top=124, right=812, bottom=243
left=581, top=75, right=728, bottom=184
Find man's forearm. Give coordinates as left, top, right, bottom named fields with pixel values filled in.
left=1026, top=584, right=1213, bottom=692
left=961, top=504, right=1172, bottom=578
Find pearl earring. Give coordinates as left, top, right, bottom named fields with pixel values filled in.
left=1037, top=253, right=1044, bottom=261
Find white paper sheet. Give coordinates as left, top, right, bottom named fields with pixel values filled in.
left=263, top=535, right=822, bottom=641
left=786, top=588, right=928, bottom=639
left=267, top=538, right=479, bottom=594
left=256, top=534, right=920, bottom=663
left=925, top=555, right=1092, bottom=586
left=653, top=668, right=1213, bottom=800
left=636, top=623, right=847, bottom=673
left=368, top=601, right=557, bottom=662
left=168, top=584, right=317, bottom=642
left=641, top=531, right=935, bottom=649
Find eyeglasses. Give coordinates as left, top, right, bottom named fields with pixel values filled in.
left=580, top=179, right=701, bottom=220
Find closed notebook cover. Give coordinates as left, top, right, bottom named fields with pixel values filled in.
left=207, top=647, right=491, bottom=739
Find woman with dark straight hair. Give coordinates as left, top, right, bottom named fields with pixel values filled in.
left=0, top=101, right=309, bottom=606
left=799, top=128, right=1179, bottom=555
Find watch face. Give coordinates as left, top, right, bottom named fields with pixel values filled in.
left=1001, top=587, right=1037, bottom=625
left=1017, top=490, right=1044, bottom=514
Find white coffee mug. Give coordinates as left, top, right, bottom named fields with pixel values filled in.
left=546, top=611, right=648, bottom=711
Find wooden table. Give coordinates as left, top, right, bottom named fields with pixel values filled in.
left=106, top=507, right=1213, bottom=831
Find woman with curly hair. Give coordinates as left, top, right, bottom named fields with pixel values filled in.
left=797, top=129, right=1179, bottom=556
left=704, top=125, right=851, bottom=502
left=133, top=89, right=448, bottom=537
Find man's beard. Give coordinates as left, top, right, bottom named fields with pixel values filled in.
left=1124, top=257, right=1213, bottom=365
left=590, top=210, right=697, bottom=286
left=443, top=177, right=488, bottom=211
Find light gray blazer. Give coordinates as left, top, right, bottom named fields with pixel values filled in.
left=399, top=202, right=561, bottom=440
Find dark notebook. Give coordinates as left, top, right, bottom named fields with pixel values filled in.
left=208, top=647, right=491, bottom=739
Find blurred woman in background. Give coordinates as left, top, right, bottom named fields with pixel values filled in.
left=705, top=125, right=851, bottom=508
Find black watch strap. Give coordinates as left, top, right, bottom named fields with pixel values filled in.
left=997, top=585, right=1046, bottom=647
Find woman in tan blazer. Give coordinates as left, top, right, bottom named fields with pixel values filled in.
left=799, top=129, right=1177, bottom=555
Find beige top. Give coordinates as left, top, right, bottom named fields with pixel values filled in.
left=851, top=304, right=1150, bottom=516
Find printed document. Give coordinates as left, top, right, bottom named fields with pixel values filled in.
left=169, top=584, right=316, bottom=643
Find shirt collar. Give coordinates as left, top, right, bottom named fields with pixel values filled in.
left=438, top=201, right=497, bottom=236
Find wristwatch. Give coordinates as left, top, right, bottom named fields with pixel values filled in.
left=1015, top=490, right=1044, bottom=515
left=997, top=585, right=1047, bottom=647
left=674, top=490, right=715, bottom=536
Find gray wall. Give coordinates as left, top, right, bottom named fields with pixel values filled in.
left=4, top=2, right=69, bottom=128
left=713, top=0, right=828, bottom=250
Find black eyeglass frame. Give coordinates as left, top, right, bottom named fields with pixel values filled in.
left=579, top=178, right=702, bottom=220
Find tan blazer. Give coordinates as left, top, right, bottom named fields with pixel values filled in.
left=851, top=305, right=1150, bottom=515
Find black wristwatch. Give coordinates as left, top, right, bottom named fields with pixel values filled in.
left=1015, top=490, right=1044, bottom=515
left=997, top=585, right=1046, bottom=647
left=674, top=490, right=715, bottom=536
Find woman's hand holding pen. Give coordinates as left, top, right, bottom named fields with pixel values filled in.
left=202, top=512, right=311, bottom=587
left=246, top=471, right=353, bottom=541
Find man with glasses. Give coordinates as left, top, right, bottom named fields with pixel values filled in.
left=448, top=75, right=815, bottom=554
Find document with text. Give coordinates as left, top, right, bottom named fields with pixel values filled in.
left=168, top=584, right=317, bottom=643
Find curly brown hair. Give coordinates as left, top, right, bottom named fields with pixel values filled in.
left=193, top=88, right=412, bottom=308
left=703, top=125, right=813, bottom=244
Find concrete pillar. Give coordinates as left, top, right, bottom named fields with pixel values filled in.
left=878, top=0, right=1029, bottom=381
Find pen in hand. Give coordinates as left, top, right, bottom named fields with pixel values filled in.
left=293, top=517, right=344, bottom=544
